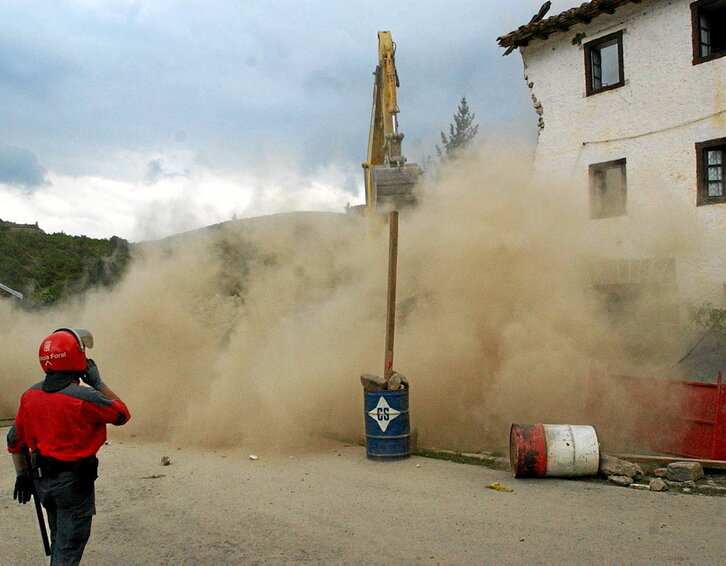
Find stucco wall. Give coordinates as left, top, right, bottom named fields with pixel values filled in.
left=520, top=0, right=726, bottom=305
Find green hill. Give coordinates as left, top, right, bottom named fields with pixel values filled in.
left=0, top=226, right=131, bottom=307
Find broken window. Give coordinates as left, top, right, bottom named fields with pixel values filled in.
left=584, top=31, right=624, bottom=96
left=696, top=137, right=726, bottom=205
left=692, top=0, right=726, bottom=64
left=589, top=158, right=627, bottom=219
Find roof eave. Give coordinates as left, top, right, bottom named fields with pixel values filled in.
left=497, top=0, right=643, bottom=52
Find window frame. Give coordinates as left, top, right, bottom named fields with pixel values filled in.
left=691, top=0, right=726, bottom=65
left=696, top=137, right=726, bottom=206
left=584, top=30, right=625, bottom=96
left=589, top=158, right=627, bottom=219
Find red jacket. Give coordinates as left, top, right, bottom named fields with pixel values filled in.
left=7, top=381, right=131, bottom=461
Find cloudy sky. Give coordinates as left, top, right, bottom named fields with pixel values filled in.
left=1, top=0, right=574, bottom=241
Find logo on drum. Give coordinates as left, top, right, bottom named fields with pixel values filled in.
left=367, top=396, right=401, bottom=432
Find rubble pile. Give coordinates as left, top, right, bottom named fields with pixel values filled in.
left=599, top=453, right=644, bottom=486
left=600, top=456, right=725, bottom=495
left=360, top=372, right=409, bottom=392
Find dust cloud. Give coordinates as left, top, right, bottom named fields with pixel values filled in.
left=0, top=145, right=709, bottom=453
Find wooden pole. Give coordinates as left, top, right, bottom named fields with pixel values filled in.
left=384, top=210, right=398, bottom=382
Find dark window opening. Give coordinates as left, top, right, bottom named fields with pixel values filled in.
left=584, top=31, right=625, bottom=96
left=696, top=138, right=726, bottom=205
left=692, top=0, right=726, bottom=64
left=590, top=158, right=627, bottom=218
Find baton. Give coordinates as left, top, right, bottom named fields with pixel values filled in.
left=22, top=448, right=51, bottom=557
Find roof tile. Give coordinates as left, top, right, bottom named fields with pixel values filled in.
left=497, top=0, right=640, bottom=51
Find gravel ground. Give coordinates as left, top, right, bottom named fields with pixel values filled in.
left=1, top=431, right=724, bottom=565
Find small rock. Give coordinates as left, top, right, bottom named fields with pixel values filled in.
left=649, top=478, right=668, bottom=492
left=608, top=475, right=633, bottom=487
left=249, top=455, right=258, bottom=460
left=654, top=468, right=668, bottom=477
left=599, top=454, right=643, bottom=480
left=160, top=456, right=171, bottom=466
left=360, top=373, right=387, bottom=392
left=387, top=372, right=409, bottom=390
left=666, top=461, right=704, bottom=482
left=387, top=373, right=402, bottom=390
left=629, top=483, right=649, bottom=490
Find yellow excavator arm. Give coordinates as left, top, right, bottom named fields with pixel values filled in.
left=362, top=31, right=421, bottom=214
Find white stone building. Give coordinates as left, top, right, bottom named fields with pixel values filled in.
left=498, top=0, right=726, bottom=313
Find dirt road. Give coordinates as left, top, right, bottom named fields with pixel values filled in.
left=1, top=431, right=723, bottom=565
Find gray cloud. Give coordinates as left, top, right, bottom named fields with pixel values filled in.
left=143, top=158, right=191, bottom=185
left=144, top=159, right=165, bottom=185
left=0, top=146, right=50, bottom=191
left=0, top=0, right=552, bottom=183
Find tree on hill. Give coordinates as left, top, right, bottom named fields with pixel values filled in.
left=436, top=96, right=479, bottom=160
left=0, top=228, right=131, bottom=307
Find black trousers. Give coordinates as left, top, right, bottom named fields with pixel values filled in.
left=36, top=470, right=96, bottom=566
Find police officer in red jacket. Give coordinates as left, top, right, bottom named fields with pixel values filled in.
left=7, top=328, right=131, bottom=565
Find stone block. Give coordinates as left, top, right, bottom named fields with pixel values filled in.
left=666, top=461, right=705, bottom=482
left=360, top=373, right=387, bottom=392
left=608, top=475, right=633, bottom=487
left=387, top=372, right=409, bottom=390
left=599, top=454, right=644, bottom=480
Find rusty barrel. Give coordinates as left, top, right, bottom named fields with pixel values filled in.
left=509, top=423, right=599, bottom=478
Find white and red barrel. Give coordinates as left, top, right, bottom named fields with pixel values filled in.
left=509, top=423, right=600, bottom=478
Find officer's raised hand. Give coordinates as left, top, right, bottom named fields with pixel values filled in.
left=13, top=472, right=33, bottom=504
left=82, top=359, right=106, bottom=390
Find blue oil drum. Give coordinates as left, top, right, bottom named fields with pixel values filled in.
left=364, top=388, right=410, bottom=460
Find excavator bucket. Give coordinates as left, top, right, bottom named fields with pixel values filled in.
left=372, top=163, right=422, bottom=210
left=361, top=31, right=422, bottom=215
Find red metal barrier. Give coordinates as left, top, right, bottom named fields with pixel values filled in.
left=586, top=372, right=725, bottom=461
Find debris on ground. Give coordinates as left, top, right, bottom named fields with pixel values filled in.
left=599, top=456, right=726, bottom=495
left=599, top=454, right=643, bottom=481
left=486, top=482, right=513, bottom=492
left=666, top=461, right=705, bottom=482
left=160, top=456, right=171, bottom=466
left=249, top=455, right=258, bottom=461
left=608, top=475, right=633, bottom=487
